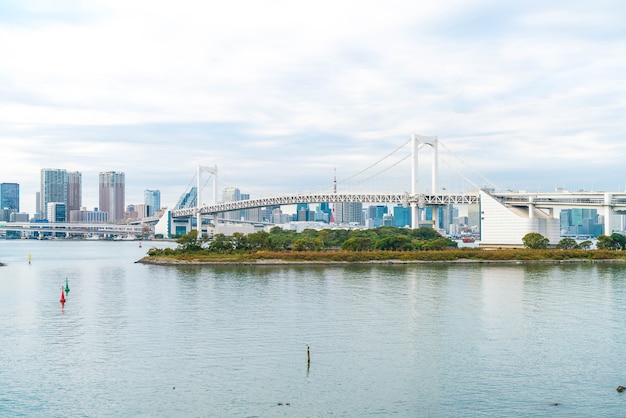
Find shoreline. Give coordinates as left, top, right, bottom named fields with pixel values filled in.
left=136, top=256, right=626, bottom=266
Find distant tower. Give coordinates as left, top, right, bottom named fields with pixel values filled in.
left=67, top=171, right=82, bottom=213
left=222, top=187, right=241, bottom=220
left=144, top=189, right=161, bottom=217
left=40, top=169, right=67, bottom=219
left=0, top=183, right=19, bottom=212
left=335, top=202, right=363, bottom=225
left=99, top=171, right=125, bottom=221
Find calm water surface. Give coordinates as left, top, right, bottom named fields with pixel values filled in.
left=2, top=240, right=626, bottom=417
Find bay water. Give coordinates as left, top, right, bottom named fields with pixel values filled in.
left=2, top=240, right=626, bottom=417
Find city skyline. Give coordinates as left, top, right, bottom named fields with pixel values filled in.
left=2, top=1, right=626, bottom=216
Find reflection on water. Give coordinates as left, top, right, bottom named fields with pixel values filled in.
left=2, top=241, right=626, bottom=416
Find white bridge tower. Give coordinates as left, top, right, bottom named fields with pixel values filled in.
left=196, top=165, right=217, bottom=236
left=411, top=134, right=438, bottom=229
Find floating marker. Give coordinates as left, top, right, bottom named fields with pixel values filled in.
left=65, top=278, right=70, bottom=295
left=60, top=287, right=66, bottom=304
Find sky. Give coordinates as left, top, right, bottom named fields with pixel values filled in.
left=2, top=0, right=626, bottom=215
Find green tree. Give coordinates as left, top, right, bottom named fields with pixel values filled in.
left=341, top=237, right=373, bottom=251
left=247, top=230, right=269, bottom=250
left=231, top=232, right=249, bottom=251
left=596, top=234, right=616, bottom=250
left=423, top=237, right=457, bottom=250
left=522, top=232, right=549, bottom=249
left=556, top=237, right=578, bottom=250
left=208, top=233, right=232, bottom=252
left=576, top=240, right=592, bottom=250
left=610, top=233, right=626, bottom=250
left=374, top=235, right=412, bottom=251
left=409, top=227, right=442, bottom=240
left=176, top=230, right=202, bottom=252
left=292, top=237, right=323, bottom=251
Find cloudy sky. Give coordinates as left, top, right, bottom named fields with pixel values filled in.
left=2, top=0, right=626, bottom=215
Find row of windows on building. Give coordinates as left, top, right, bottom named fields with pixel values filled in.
left=0, top=170, right=161, bottom=223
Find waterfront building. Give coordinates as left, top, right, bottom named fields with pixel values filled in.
left=41, top=169, right=67, bottom=220
left=125, top=204, right=147, bottom=220
left=47, top=202, right=66, bottom=223
left=67, top=171, right=82, bottom=213
left=70, top=208, right=108, bottom=223
left=144, top=189, right=161, bottom=217
left=10, top=212, right=29, bottom=222
left=175, top=187, right=197, bottom=209
left=0, top=183, right=19, bottom=216
left=99, top=171, right=125, bottom=221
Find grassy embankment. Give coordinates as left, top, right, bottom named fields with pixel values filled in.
left=140, top=248, right=626, bottom=264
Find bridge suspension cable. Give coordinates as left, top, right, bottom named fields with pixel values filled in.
left=336, top=138, right=411, bottom=187
left=438, top=140, right=501, bottom=191
left=306, top=138, right=413, bottom=194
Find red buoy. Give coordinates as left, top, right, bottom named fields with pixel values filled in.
left=60, top=287, right=66, bottom=304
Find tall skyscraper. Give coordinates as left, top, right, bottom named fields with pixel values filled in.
left=335, top=202, right=363, bottom=225
left=67, top=171, right=82, bottom=213
left=393, top=205, right=411, bottom=227
left=175, top=187, right=197, bottom=209
left=0, top=183, right=19, bottom=212
left=144, top=189, right=161, bottom=217
left=99, top=171, right=125, bottom=221
left=40, top=169, right=68, bottom=219
left=222, top=187, right=241, bottom=220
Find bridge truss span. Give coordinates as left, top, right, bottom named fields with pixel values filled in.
left=171, top=192, right=479, bottom=217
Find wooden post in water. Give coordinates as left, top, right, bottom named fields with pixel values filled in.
left=307, top=345, right=310, bottom=365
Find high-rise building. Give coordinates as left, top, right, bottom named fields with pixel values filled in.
left=67, top=171, right=82, bottom=213
left=175, top=187, right=197, bottom=209
left=144, top=189, right=161, bottom=217
left=335, top=202, right=363, bottom=225
left=99, top=171, right=125, bottom=221
left=393, top=205, right=411, bottom=227
left=40, top=169, right=68, bottom=219
left=0, top=183, right=19, bottom=213
left=222, top=187, right=241, bottom=220
left=318, top=202, right=332, bottom=222
left=296, top=203, right=310, bottom=221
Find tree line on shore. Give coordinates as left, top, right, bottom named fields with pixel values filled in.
left=144, top=227, right=626, bottom=263
left=150, top=226, right=458, bottom=256
left=522, top=232, right=626, bottom=250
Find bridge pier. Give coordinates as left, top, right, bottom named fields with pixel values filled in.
left=603, top=192, right=623, bottom=235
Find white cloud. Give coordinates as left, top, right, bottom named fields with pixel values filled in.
left=2, top=0, right=626, bottom=215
